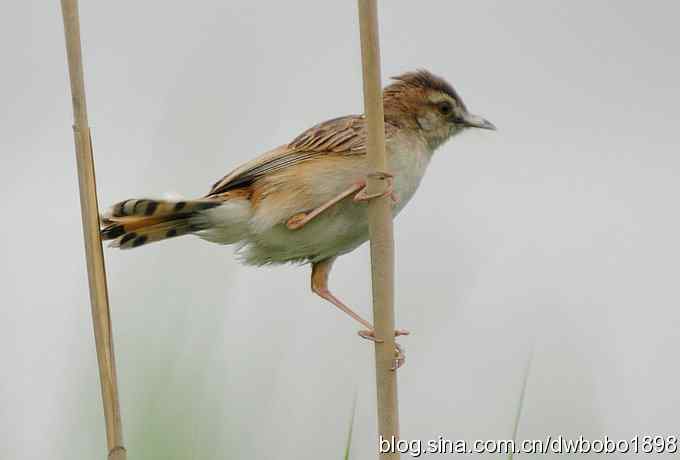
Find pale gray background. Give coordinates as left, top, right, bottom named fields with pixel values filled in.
left=2, top=1, right=679, bottom=459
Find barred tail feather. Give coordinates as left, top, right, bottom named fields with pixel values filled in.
left=100, top=191, right=252, bottom=249
left=107, top=218, right=205, bottom=249
left=101, top=197, right=218, bottom=249
left=103, top=197, right=220, bottom=220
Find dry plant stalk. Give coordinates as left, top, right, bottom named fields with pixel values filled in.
left=59, top=1, right=127, bottom=458
left=357, top=0, right=401, bottom=458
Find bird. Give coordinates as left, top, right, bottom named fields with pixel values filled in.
left=100, top=69, right=495, bottom=368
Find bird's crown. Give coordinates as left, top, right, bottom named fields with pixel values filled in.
left=385, top=69, right=467, bottom=111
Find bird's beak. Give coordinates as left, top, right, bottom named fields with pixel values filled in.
left=463, top=113, right=496, bottom=130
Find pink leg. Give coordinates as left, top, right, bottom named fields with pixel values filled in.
left=311, top=257, right=374, bottom=330
left=287, top=172, right=398, bottom=231
left=311, top=257, right=409, bottom=369
left=287, top=183, right=364, bottom=230
left=353, top=171, right=398, bottom=203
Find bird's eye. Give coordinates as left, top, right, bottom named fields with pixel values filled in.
left=438, top=102, right=452, bottom=115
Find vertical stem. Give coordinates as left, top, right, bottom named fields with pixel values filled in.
left=59, top=1, right=127, bottom=459
left=357, top=1, right=400, bottom=458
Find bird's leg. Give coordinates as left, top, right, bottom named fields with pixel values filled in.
left=287, top=172, right=398, bottom=231
left=287, top=183, right=364, bottom=230
left=311, top=257, right=374, bottom=330
left=311, top=257, right=409, bottom=369
left=353, top=171, right=398, bottom=203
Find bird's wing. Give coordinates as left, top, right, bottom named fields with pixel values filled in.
left=207, top=115, right=396, bottom=196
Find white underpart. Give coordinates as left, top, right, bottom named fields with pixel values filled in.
left=195, top=199, right=253, bottom=244
left=196, top=130, right=437, bottom=265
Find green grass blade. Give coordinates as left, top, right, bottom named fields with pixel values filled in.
left=508, top=344, right=534, bottom=460
left=343, top=392, right=358, bottom=460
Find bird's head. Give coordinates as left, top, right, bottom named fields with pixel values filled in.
left=383, top=69, right=495, bottom=149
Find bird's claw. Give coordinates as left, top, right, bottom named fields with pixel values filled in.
left=358, top=328, right=410, bottom=341
left=358, top=328, right=409, bottom=370
left=392, top=343, right=406, bottom=371
left=353, top=171, right=398, bottom=203
left=367, top=171, right=394, bottom=182
left=286, top=212, right=307, bottom=230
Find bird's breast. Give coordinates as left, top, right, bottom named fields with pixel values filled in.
left=388, top=134, right=433, bottom=212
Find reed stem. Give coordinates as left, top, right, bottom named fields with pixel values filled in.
left=59, top=1, right=127, bottom=458
left=357, top=1, right=401, bottom=458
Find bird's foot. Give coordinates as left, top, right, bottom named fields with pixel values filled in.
left=358, top=328, right=410, bottom=341
left=393, top=343, right=406, bottom=371
left=353, top=171, right=398, bottom=203
left=286, top=212, right=308, bottom=230
left=358, top=328, right=409, bottom=370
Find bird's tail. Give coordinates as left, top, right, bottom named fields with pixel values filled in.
left=100, top=197, right=221, bottom=249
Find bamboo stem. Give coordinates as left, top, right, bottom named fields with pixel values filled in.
left=357, top=1, right=400, bottom=458
left=59, top=1, right=127, bottom=459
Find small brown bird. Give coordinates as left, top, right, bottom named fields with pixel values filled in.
left=101, top=69, right=494, bottom=366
